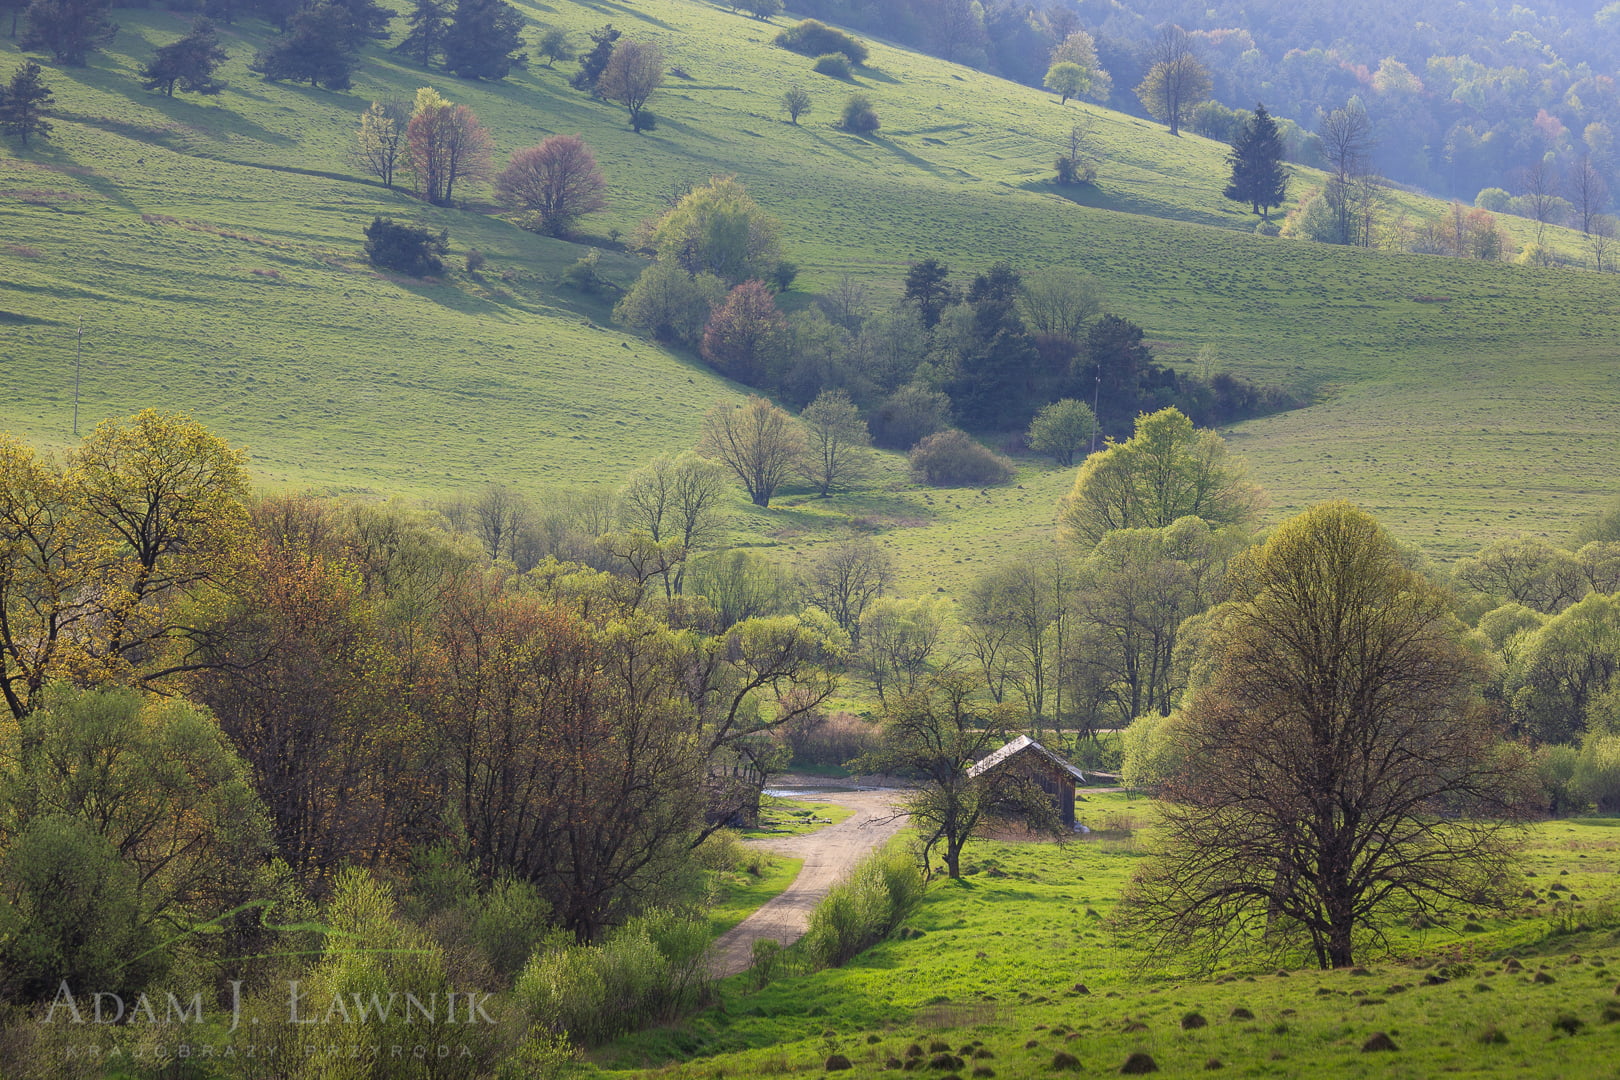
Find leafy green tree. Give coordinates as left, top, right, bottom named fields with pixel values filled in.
left=535, top=24, right=571, bottom=67
left=1454, top=535, right=1585, bottom=614
left=1503, top=591, right=1620, bottom=744
left=1060, top=407, right=1263, bottom=548
left=740, top=0, right=783, bottom=17
left=19, top=0, right=114, bottom=64
left=393, top=0, right=448, bottom=67
left=856, top=596, right=951, bottom=707
left=1043, top=60, right=1088, bottom=104
left=652, top=175, right=784, bottom=285
left=0, top=59, right=52, bottom=145
left=1115, top=502, right=1535, bottom=969
left=698, top=396, right=804, bottom=508
left=1224, top=103, right=1289, bottom=220
left=140, top=17, right=228, bottom=97
left=443, top=0, right=525, bottom=80
left=1048, top=28, right=1111, bottom=101
left=781, top=82, right=811, bottom=123
left=798, top=388, right=871, bottom=495
left=803, top=537, right=892, bottom=643
left=1134, top=25, right=1209, bottom=137
left=1026, top=398, right=1097, bottom=466
left=614, top=260, right=727, bottom=345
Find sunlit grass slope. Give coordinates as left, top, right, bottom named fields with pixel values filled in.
left=0, top=0, right=1616, bottom=571
left=594, top=794, right=1620, bottom=1079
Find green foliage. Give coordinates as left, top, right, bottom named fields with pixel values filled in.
left=812, top=52, right=850, bottom=78
left=1026, top=398, right=1097, bottom=466
left=0, top=60, right=52, bottom=145
left=514, top=909, right=711, bottom=1045
left=443, top=0, right=526, bottom=80
left=251, top=3, right=363, bottom=89
left=1573, top=732, right=1620, bottom=814
left=908, top=429, right=1014, bottom=487
left=781, top=83, right=811, bottom=122
left=363, top=216, right=448, bottom=276
left=651, top=175, right=784, bottom=285
left=140, top=18, right=228, bottom=98
left=1043, top=61, right=1088, bottom=104
left=1120, top=710, right=1192, bottom=792
left=775, top=19, right=868, bottom=64
left=839, top=92, right=880, bottom=132
left=18, top=0, right=114, bottom=64
left=614, top=261, right=727, bottom=344
left=801, top=847, right=922, bottom=967
left=1225, top=103, right=1289, bottom=220
left=871, top=384, right=953, bottom=450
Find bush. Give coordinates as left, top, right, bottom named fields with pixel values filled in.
left=466, top=248, right=487, bottom=272
left=514, top=910, right=711, bottom=1045
left=1575, top=733, right=1620, bottom=814
left=871, top=384, right=952, bottom=449
left=1537, top=743, right=1583, bottom=816
left=778, top=709, right=881, bottom=768
left=775, top=19, right=868, bottom=64
left=561, top=249, right=616, bottom=296
left=1120, top=711, right=1192, bottom=792
left=840, top=93, right=880, bottom=133
left=813, top=52, right=851, bottom=78
left=801, top=847, right=922, bottom=967
left=364, top=216, right=448, bottom=276
left=909, top=429, right=1014, bottom=486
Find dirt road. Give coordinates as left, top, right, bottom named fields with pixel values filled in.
left=708, top=785, right=909, bottom=978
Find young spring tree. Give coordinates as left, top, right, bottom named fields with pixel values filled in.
left=798, top=388, right=872, bottom=495
left=1224, top=102, right=1288, bottom=220
left=1043, top=60, right=1088, bottom=105
left=406, top=86, right=494, bottom=205
left=1026, top=398, right=1097, bottom=467
left=597, top=37, right=663, bottom=129
left=700, top=281, right=790, bottom=385
left=781, top=83, right=811, bottom=124
left=351, top=98, right=410, bottom=188
left=1115, top=502, right=1536, bottom=969
left=1048, top=28, right=1111, bottom=101
left=494, top=134, right=608, bottom=236
left=651, top=174, right=784, bottom=285
left=0, top=60, right=53, bottom=145
left=699, top=395, right=804, bottom=508
left=535, top=25, right=571, bottom=67
left=1134, top=24, right=1209, bottom=137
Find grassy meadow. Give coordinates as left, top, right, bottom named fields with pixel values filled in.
left=0, top=0, right=1617, bottom=584
left=595, top=792, right=1620, bottom=1079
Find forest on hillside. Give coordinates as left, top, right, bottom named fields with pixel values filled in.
left=795, top=0, right=1620, bottom=203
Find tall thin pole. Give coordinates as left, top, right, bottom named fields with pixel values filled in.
left=1089, top=373, right=1100, bottom=455
left=73, top=315, right=83, bottom=436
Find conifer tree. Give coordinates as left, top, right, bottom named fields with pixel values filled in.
left=393, top=0, right=448, bottom=68
left=140, top=18, right=228, bottom=97
left=443, top=0, right=525, bottom=80
left=1224, top=103, right=1289, bottom=220
left=0, top=59, right=53, bottom=145
left=19, top=0, right=116, bottom=65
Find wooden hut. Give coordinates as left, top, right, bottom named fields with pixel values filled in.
left=967, top=735, right=1086, bottom=828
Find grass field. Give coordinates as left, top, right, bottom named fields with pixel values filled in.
left=594, top=793, right=1620, bottom=1079
left=1, top=0, right=1617, bottom=580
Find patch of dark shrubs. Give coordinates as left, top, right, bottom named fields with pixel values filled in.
left=909, top=429, right=1014, bottom=486
left=775, top=18, right=868, bottom=63
left=813, top=52, right=851, bottom=78
left=840, top=93, right=880, bottom=132
left=364, top=217, right=447, bottom=277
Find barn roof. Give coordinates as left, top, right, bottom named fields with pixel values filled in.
left=966, top=735, right=1086, bottom=783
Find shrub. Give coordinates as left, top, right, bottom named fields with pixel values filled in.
left=465, top=248, right=487, bottom=272
left=813, top=52, right=851, bottom=78
left=1575, top=733, right=1620, bottom=813
left=840, top=93, right=880, bottom=133
left=364, top=216, right=447, bottom=276
left=561, top=249, right=616, bottom=296
left=515, top=910, right=711, bottom=1045
left=775, top=19, right=868, bottom=64
left=801, top=847, right=922, bottom=967
left=1537, top=743, right=1583, bottom=816
left=908, top=429, right=1014, bottom=486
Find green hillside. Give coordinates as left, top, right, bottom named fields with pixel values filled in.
left=0, top=0, right=1617, bottom=580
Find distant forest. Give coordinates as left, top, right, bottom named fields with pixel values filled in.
left=793, top=0, right=1620, bottom=202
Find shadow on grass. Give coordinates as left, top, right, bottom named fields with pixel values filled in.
left=569, top=0, right=678, bottom=30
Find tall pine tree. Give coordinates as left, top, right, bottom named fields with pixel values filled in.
left=0, top=59, right=53, bottom=145
left=140, top=18, right=228, bottom=97
left=393, top=0, right=448, bottom=67
left=1224, top=103, right=1289, bottom=221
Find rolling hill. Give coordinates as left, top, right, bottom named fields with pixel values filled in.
left=1, top=0, right=1617, bottom=589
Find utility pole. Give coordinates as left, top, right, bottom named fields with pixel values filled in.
left=73, top=315, right=83, bottom=437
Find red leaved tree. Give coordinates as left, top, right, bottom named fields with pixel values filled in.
left=406, top=88, right=494, bottom=206
left=700, top=280, right=789, bottom=385
left=494, top=134, right=608, bottom=236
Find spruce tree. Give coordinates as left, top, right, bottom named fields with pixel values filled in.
left=19, top=0, right=116, bottom=65
left=393, top=0, right=448, bottom=68
left=0, top=59, right=53, bottom=145
left=443, top=0, right=525, bottom=80
left=1224, top=102, right=1289, bottom=221
left=251, top=3, right=361, bottom=89
left=570, top=23, right=617, bottom=91
left=140, top=18, right=228, bottom=97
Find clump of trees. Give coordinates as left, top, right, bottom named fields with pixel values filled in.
left=1135, top=25, right=1209, bottom=137
left=363, top=216, right=447, bottom=276
left=775, top=18, right=868, bottom=65
left=19, top=0, right=116, bottom=65
left=140, top=18, right=228, bottom=97
left=405, top=85, right=493, bottom=205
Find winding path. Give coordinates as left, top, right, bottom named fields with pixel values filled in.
left=708, top=784, right=909, bottom=978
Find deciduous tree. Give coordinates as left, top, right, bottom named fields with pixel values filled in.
left=651, top=175, right=784, bottom=285
left=351, top=98, right=410, bottom=188
left=803, top=537, right=891, bottom=643
left=701, top=280, right=790, bottom=384
left=798, top=388, right=871, bottom=495
left=1134, top=25, right=1208, bottom=137
left=406, top=86, right=494, bottom=205
left=1043, top=60, right=1087, bottom=105
left=699, top=395, right=804, bottom=508
left=598, top=37, right=662, bottom=129
left=781, top=82, right=810, bottom=123
left=1026, top=398, right=1097, bottom=466
left=613, top=261, right=727, bottom=345
left=495, top=134, right=607, bottom=236
left=1114, top=503, right=1535, bottom=969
